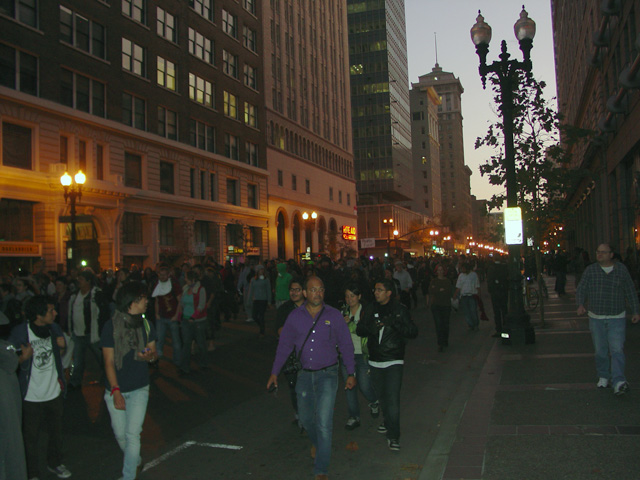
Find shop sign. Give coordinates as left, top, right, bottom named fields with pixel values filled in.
left=0, top=242, right=41, bottom=256
left=247, top=247, right=260, bottom=255
left=342, top=225, right=356, bottom=241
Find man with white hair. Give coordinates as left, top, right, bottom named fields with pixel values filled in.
left=393, top=262, right=413, bottom=310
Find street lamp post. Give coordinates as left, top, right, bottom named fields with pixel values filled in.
left=471, top=6, right=536, bottom=345
left=382, top=218, right=394, bottom=258
left=302, top=211, right=317, bottom=253
left=60, top=170, right=86, bottom=273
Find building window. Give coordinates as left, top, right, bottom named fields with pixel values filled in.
left=291, top=174, right=297, bottom=191
left=339, top=190, right=342, bottom=203
left=188, top=28, right=213, bottom=64
left=209, top=173, right=217, bottom=201
left=156, top=7, right=176, bottom=42
left=306, top=179, right=310, bottom=194
left=60, top=69, right=105, bottom=117
left=122, top=0, right=145, bottom=24
left=329, top=187, right=333, bottom=201
left=189, top=0, right=213, bottom=21
left=226, top=178, right=238, bottom=205
left=200, top=170, right=206, bottom=200
left=223, top=91, right=238, bottom=119
left=244, top=102, right=257, bottom=127
left=243, top=26, right=257, bottom=52
left=247, top=184, right=257, bottom=209
left=347, top=193, right=350, bottom=206
left=159, top=217, right=174, bottom=245
left=189, top=168, right=196, bottom=198
left=158, top=106, right=177, bottom=140
left=124, top=152, right=142, bottom=188
left=122, top=93, right=146, bottom=130
left=122, top=212, right=143, bottom=244
left=59, top=6, right=106, bottom=59
left=244, top=64, right=257, bottom=89
left=159, top=161, right=174, bottom=194
left=1, top=0, right=37, bottom=27
left=189, top=119, right=215, bottom=152
left=245, top=141, right=258, bottom=166
left=277, top=169, right=283, bottom=186
left=224, top=133, right=239, bottom=160
left=157, top=57, right=176, bottom=90
left=2, top=122, right=32, bottom=170
left=222, top=50, right=238, bottom=78
left=221, top=9, right=237, bottom=38
left=96, top=144, right=104, bottom=180
left=122, top=38, right=145, bottom=77
left=0, top=44, right=38, bottom=96
left=188, top=73, right=213, bottom=107
left=243, top=0, right=255, bottom=15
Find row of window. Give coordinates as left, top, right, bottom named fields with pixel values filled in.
left=275, top=169, right=352, bottom=206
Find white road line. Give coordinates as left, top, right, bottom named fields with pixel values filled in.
left=142, top=440, right=243, bottom=472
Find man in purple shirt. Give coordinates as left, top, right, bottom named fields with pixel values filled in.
left=267, top=276, right=356, bottom=480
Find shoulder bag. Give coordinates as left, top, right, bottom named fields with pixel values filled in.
left=281, top=308, right=324, bottom=375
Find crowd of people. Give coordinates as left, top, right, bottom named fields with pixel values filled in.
left=2, top=245, right=639, bottom=480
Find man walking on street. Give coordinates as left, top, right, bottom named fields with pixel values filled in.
left=576, top=243, right=640, bottom=395
left=267, top=276, right=356, bottom=480
left=357, top=278, right=418, bottom=451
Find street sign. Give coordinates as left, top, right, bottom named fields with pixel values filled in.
left=360, top=238, right=375, bottom=248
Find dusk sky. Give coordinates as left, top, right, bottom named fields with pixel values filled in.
left=404, top=1, right=558, bottom=206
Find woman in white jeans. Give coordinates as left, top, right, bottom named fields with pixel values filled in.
left=101, top=281, right=157, bottom=480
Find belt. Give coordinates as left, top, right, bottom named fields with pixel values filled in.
left=303, top=363, right=337, bottom=372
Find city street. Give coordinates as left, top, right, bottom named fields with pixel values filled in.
left=56, top=274, right=640, bottom=480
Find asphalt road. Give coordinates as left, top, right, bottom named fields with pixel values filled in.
left=58, top=293, right=498, bottom=480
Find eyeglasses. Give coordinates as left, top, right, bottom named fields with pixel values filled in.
left=289, top=287, right=302, bottom=293
left=307, top=287, right=325, bottom=293
left=595, top=250, right=611, bottom=254
left=374, top=288, right=388, bottom=292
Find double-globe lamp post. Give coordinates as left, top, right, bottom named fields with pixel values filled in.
left=382, top=218, right=397, bottom=259
left=60, top=170, right=86, bottom=273
left=471, top=6, right=536, bottom=344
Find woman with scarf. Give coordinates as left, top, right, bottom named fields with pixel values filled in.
left=101, top=281, right=157, bottom=480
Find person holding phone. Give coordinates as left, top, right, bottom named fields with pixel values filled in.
left=101, top=281, right=157, bottom=480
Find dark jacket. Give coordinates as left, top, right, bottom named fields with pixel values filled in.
left=357, top=300, right=417, bottom=362
left=9, top=321, right=67, bottom=399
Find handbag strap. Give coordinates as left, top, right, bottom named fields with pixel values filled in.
left=296, top=307, right=324, bottom=360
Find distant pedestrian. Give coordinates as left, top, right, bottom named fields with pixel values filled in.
left=428, top=265, right=454, bottom=351
left=178, top=271, right=208, bottom=376
left=486, top=257, right=509, bottom=338
left=577, top=244, right=640, bottom=395
left=248, top=265, right=272, bottom=337
left=453, top=263, right=481, bottom=331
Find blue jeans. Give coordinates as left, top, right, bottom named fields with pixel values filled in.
left=70, top=334, right=103, bottom=387
left=296, top=364, right=339, bottom=476
left=589, top=317, right=627, bottom=385
left=104, top=386, right=149, bottom=480
left=180, top=320, right=208, bottom=372
left=155, top=316, right=182, bottom=363
left=370, top=363, right=404, bottom=441
left=340, top=354, right=378, bottom=419
left=460, top=296, right=479, bottom=329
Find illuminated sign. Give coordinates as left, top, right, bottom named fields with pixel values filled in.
left=342, top=225, right=356, bottom=241
left=504, top=207, right=523, bottom=245
left=0, top=242, right=41, bottom=256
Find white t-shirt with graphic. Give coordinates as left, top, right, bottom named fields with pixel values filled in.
left=25, top=325, right=61, bottom=402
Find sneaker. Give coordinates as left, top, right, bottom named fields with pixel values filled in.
left=245, top=318, right=253, bottom=323
left=47, top=464, right=72, bottom=479
left=369, top=401, right=380, bottom=418
left=345, top=417, right=360, bottom=430
left=597, top=378, right=609, bottom=388
left=387, top=439, right=401, bottom=451
left=614, top=381, right=629, bottom=396
left=377, top=424, right=387, bottom=434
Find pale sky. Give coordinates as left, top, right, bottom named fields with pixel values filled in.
left=404, top=0, right=558, bottom=204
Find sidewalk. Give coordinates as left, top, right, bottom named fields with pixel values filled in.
left=428, top=274, right=640, bottom=480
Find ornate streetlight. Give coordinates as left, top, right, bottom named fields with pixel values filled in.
left=382, top=218, right=394, bottom=258
left=60, top=170, right=86, bottom=273
left=471, top=6, right=536, bottom=345
left=302, top=211, right=317, bottom=253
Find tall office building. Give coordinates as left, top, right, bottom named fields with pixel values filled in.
left=347, top=0, right=413, bottom=206
left=408, top=79, right=442, bottom=220
left=0, top=0, right=268, bottom=271
left=416, top=64, right=472, bottom=236
left=262, top=0, right=358, bottom=261
left=552, top=0, right=640, bottom=253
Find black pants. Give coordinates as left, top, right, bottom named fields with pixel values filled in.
left=431, top=305, right=451, bottom=347
left=490, top=294, right=508, bottom=333
left=23, top=393, right=64, bottom=478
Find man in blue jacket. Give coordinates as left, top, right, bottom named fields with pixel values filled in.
left=9, top=295, right=71, bottom=479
